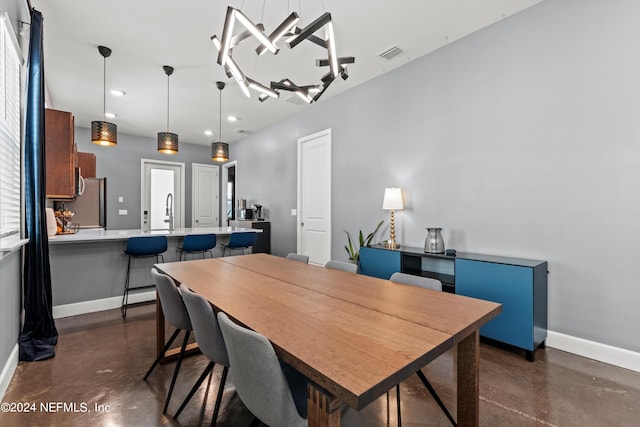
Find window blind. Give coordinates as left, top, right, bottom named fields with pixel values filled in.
left=0, top=13, right=22, bottom=238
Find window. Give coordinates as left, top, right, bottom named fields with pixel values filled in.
left=0, top=13, right=22, bottom=238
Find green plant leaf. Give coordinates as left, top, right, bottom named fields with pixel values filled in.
left=363, top=220, right=384, bottom=247
left=344, top=220, right=384, bottom=264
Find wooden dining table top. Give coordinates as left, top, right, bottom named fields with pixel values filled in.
left=219, top=253, right=501, bottom=342
left=155, top=253, right=501, bottom=412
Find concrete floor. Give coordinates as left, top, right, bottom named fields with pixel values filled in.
left=1, top=304, right=639, bottom=426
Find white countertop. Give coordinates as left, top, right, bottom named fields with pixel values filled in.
left=48, top=227, right=261, bottom=244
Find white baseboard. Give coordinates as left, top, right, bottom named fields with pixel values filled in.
left=0, top=344, right=19, bottom=402
left=547, top=330, right=640, bottom=373
left=52, top=291, right=156, bottom=319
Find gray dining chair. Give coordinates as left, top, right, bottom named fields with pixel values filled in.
left=390, top=272, right=442, bottom=291
left=144, top=269, right=192, bottom=415
left=389, top=272, right=456, bottom=427
left=324, top=260, right=358, bottom=273
left=217, top=312, right=308, bottom=427
left=174, top=284, right=230, bottom=425
left=286, top=253, right=309, bottom=263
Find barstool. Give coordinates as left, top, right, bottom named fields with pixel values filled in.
left=176, top=234, right=216, bottom=260
left=121, top=235, right=167, bottom=319
left=220, top=232, right=257, bottom=256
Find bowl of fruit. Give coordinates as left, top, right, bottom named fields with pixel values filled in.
left=54, top=209, right=76, bottom=234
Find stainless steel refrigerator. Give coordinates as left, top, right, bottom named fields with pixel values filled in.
left=55, top=177, right=107, bottom=229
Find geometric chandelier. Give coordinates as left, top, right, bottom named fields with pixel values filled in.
left=211, top=6, right=354, bottom=104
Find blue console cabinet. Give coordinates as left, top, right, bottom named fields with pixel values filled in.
left=455, top=258, right=548, bottom=360
left=359, top=245, right=548, bottom=361
left=359, top=246, right=401, bottom=279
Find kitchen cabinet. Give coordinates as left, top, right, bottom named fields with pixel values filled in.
left=77, top=152, right=96, bottom=178
left=359, top=244, right=548, bottom=361
left=45, top=108, right=77, bottom=199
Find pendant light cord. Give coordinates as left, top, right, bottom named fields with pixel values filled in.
left=103, top=55, right=106, bottom=121
left=166, top=73, right=170, bottom=131
left=219, top=86, right=222, bottom=142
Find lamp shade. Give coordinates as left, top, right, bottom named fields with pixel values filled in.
left=382, top=187, right=403, bottom=210
left=157, top=132, right=179, bottom=154
left=91, top=120, right=117, bottom=146
left=211, top=141, right=229, bottom=162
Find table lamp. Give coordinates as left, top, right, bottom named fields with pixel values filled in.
left=382, top=187, right=403, bottom=249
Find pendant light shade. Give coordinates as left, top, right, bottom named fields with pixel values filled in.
left=211, top=141, right=229, bottom=162
left=91, top=121, right=118, bottom=146
left=157, top=132, right=179, bottom=154
left=157, top=65, right=179, bottom=154
left=91, top=46, right=118, bottom=146
left=211, top=81, right=229, bottom=162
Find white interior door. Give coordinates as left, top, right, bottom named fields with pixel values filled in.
left=297, top=129, right=331, bottom=265
left=192, top=163, right=219, bottom=227
left=141, top=159, right=185, bottom=230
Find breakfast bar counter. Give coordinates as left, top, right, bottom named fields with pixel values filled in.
left=48, top=227, right=261, bottom=318
left=48, top=226, right=257, bottom=244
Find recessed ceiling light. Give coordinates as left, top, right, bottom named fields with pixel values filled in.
left=105, top=112, right=117, bottom=119
left=204, top=130, right=213, bottom=136
left=227, top=115, right=239, bottom=122
left=110, top=89, right=126, bottom=96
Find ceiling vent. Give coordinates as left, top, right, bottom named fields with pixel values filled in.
left=233, top=128, right=245, bottom=134
left=377, top=46, right=404, bottom=60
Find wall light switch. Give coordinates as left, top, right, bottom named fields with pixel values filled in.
left=291, top=209, right=297, bottom=216
left=118, top=209, right=128, bottom=215
left=118, top=196, right=124, bottom=203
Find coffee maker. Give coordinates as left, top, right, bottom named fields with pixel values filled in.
left=252, top=204, right=263, bottom=220
left=236, top=199, right=253, bottom=220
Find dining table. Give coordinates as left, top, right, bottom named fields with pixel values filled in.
left=155, top=253, right=501, bottom=427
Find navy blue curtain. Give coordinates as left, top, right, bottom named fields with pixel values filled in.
left=20, top=9, right=58, bottom=362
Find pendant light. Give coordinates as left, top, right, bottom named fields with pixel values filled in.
left=211, top=81, right=229, bottom=162
left=157, top=65, right=179, bottom=154
left=91, top=46, right=118, bottom=146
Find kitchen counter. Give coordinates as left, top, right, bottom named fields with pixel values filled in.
left=48, top=226, right=262, bottom=318
left=48, top=227, right=260, bottom=244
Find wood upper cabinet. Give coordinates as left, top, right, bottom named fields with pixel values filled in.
left=45, top=108, right=77, bottom=199
left=77, top=152, right=96, bottom=178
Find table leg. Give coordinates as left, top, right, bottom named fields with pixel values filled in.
left=307, top=383, right=341, bottom=427
left=457, top=330, right=480, bottom=427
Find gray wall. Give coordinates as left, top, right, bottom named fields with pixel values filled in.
left=0, top=251, right=21, bottom=382
left=231, top=0, right=640, bottom=353
left=74, top=127, right=213, bottom=230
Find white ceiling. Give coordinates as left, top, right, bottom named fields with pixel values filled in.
left=31, top=0, right=542, bottom=146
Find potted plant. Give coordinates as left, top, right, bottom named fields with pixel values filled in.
left=344, top=220, right=384, bottom=265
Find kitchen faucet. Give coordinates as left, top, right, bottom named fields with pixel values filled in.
left=164, top=193, right=174, bottom=231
